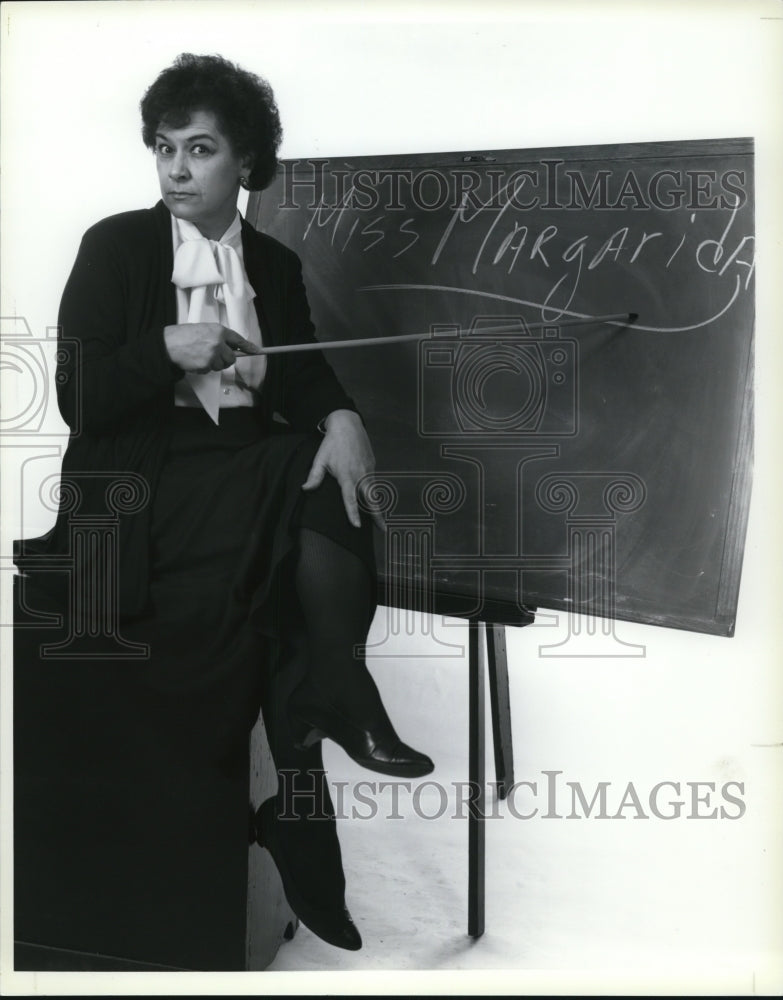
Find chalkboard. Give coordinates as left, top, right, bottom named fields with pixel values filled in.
left=248, top=138, right=754, bottom=637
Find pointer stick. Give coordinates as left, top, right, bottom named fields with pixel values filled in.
left=241, top=311, right=638, bottom=356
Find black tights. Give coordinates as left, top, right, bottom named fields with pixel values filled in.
left=260, top=627, right=346, bottom=902
left=294, top=527, right=389, bottom=728
left=260, top=527, right=380, bottom=904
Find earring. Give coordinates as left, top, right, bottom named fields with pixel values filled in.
left=239, top=175, right=248, bottom=189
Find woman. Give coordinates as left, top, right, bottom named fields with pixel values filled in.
left=14, top=53, right=432, bottom=968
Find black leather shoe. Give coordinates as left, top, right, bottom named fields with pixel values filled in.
left=288, top=680, right=435, bottom=779
left=254, top=798, right=362, bottom=952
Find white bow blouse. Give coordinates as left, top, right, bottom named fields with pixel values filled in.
left=171, top=212, right=267, bottom=424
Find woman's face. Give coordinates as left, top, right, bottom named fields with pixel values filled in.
left=154, top=109, right=251, bottom=239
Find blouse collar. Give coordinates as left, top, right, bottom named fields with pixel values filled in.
left=171, top=210, right=244, bottom=255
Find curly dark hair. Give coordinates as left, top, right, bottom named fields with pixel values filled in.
left=140, top=53, right=282, bottom=191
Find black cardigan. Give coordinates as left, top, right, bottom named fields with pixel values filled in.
left=15, top=200, right=357, bottom=618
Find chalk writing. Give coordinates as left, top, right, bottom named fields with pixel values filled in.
left=296, top=163, right=754, bottom=333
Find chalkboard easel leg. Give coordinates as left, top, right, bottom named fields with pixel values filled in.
left=486, top=624, right=514, bottom=800
left=468, top=619, right=486, bottom=939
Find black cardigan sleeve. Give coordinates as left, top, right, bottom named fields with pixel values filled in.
left=272, top=249, right=360, bottom=431
left=56, top=224, right=183, bottom=435
left=57, top=212, right=359, bottom=436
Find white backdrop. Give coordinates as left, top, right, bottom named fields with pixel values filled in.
left=1, top=1, right=782, bottom=995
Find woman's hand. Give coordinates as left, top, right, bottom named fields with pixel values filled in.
left=164, top=322, right=262, bottom=374
left=301, top=409, right=385, bottom=530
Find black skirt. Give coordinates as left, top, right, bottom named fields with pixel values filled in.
left=13, top=406, right=376, bottom=970
left=131, top=406, right=375, bottom=761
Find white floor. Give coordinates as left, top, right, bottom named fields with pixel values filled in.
left=264, top=606, right=783, bottom=994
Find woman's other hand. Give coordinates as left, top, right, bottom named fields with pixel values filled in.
left=164, top=322, right=262, bottom=374
left=301, top=410, right=385, bottom=531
